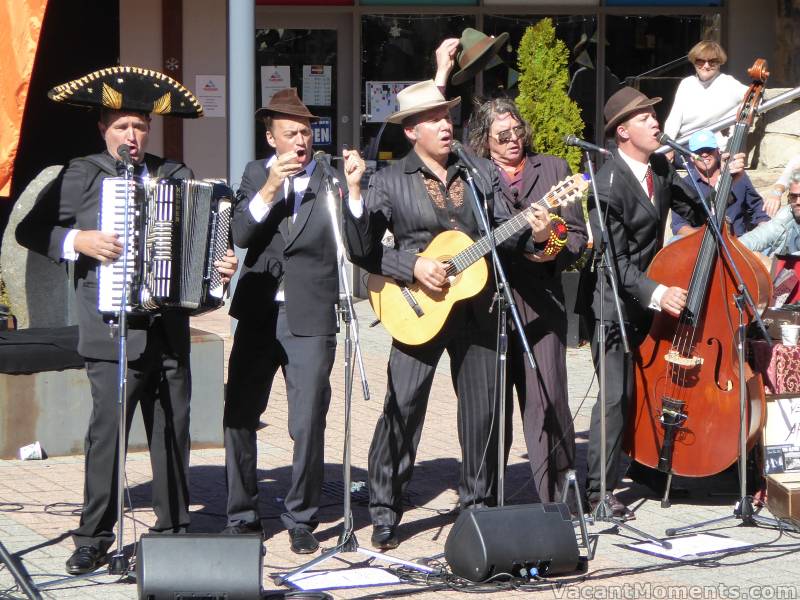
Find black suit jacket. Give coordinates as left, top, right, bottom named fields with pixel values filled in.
left=16, top=152, right=193, bottom=361
left=578, top=150, right=701, bottom=328
left=228, top=159, right=339, bottom=336
left=497, top=153, right=588, bottom=324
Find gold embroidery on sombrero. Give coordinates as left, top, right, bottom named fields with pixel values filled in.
left=102, top=83, right=123, bottom=109
left=152, top=91, right=172, bottom=115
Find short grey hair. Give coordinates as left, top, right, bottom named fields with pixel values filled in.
left=467, top=97, right=531, bottom=159
left=790, top=170, right=800, bottom=185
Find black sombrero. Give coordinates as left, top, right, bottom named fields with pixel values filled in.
left=47, top=66, right=203, bottom=118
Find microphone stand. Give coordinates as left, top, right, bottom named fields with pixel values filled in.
left=584, top=151, right=668, bottom=551
left=276, top=156, right=435, bottom=587
left=108, top=155, right=135, bottom=576
left=662, top=155, right=796, bottom=535
left=458, top=163, right=535, bottom=507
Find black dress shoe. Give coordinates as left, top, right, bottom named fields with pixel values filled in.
left=65, top=546, right=105, bottom=575
left=370, top=525, right=399, bottom=550
left=222, top=520, right=263, bottom=536
left=289, top=528, right=319, bottom=554
left=588, top=493, right=636, bottom=521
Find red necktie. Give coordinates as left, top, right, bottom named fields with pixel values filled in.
left=645, top=165, right=654, bottom=202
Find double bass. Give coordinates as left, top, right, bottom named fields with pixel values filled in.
left=624, top=60, right=773, bottom=478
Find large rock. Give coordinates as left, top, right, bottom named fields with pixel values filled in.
left=750, top=87, right=800, bottom=170
left=0, top=165, right=75, bottom=329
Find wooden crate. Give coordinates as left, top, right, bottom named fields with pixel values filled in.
left=766, top=473, right=800, bottom=525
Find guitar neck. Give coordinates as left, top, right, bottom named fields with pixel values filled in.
left=449, top=194, right=555, bottom=274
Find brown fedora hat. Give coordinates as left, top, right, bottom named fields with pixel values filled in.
left=451, top=28, right=509, bottom=86
left=603, top=86, right=661, bottom=135
left=255, top=87, right=319, bottom=121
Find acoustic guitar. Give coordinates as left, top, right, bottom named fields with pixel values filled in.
left=367, top=173, right=588, bottom=345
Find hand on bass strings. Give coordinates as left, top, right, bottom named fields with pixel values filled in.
left=660, top=286, right=688, bottom=317
left=413, top=256, right=449, bottom=294
left=74, top=230, right=123, bottom=263
left=720, top=151, right=747, bottom=179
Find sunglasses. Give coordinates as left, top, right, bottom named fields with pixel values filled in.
left=493, top=125, right=526, bottom=144
left=788, top=193, right=800, bottom=200
left=694, top=58, right=720, bottom=67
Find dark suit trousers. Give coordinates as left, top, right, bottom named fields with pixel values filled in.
left=73, top=320, right=191, bottom=552
left=368, top=303, right=499, bottom=527
left=585, top=320, right=646, bottom=500
left=224, top=304, right=336, bottom=531
left=508, top=325, right=575, bottom=504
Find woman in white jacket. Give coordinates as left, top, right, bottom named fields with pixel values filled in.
left=663, top=40, right=747, bottom=150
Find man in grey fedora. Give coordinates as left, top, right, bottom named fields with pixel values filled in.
left=222, top=87, right=366, bottom=554
left=578, top=86, right=748, bottom=518
left=343, top=79, right=541, bottom=550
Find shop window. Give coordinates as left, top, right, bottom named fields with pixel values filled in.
left=606, top=14, right=720, bottom=128
left=482, top=15, right=601, bottom=142
left=255, top=28, right=338, bottom=158
left=360, top=14, right=476, bottom=162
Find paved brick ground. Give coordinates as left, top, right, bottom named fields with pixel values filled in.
left=3, top=249, right=800, bottom=598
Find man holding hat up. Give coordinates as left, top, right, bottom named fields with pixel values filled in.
left=579, top=87, right=748, bottom=518
left=343, top=77, right=541, bottom=550
left=17, top=66, right=237, bottom=574
left=221, top=88, right=365, bottom=554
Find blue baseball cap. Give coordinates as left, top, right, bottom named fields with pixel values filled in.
left=687, top=129, right=718, bottom=152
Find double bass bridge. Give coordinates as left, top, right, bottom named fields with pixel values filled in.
left=664, top=350, right=703, bottom=368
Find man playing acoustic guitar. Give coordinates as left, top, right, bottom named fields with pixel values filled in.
left=343, top=73, right=557, bottom=549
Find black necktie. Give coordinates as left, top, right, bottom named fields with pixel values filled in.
left=286, top=176, right=296, bottom=235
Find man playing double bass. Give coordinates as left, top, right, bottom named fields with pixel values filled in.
left=579, top=86, right=748, bottom=519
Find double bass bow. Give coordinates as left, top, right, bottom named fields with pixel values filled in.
left=624, top=59, right=773, bottom=478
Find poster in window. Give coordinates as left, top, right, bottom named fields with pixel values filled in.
left=260, top=66, right=291, bottom=106
left=302, top=65, right=332, bottom=107
left=365, top=81, right=417, bottom=123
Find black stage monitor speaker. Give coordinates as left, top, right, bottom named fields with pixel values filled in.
left=445, top=503, right=580, bottom=581
left=137, top=533, right=263, bottom=600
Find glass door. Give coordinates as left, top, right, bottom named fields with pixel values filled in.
left=254, top=11, right=353, bottom=159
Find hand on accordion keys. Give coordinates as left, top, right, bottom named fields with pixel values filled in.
left=74, top=230, right=123, bottom=263
left=213, top=248, right=238, bottom=285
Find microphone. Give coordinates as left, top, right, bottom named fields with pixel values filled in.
left=450, top=140, right=484, bottom=176
left=563, top=134, right=611, bottom=157
left=117, top=144, right=133, bottom=165
left=313, top=150, right=342, bottom=192
left=657, top=133, right=701, bottom=162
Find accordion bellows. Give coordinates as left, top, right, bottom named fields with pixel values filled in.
left=48, top=65, right=203, bottom=118
left=98, top=177, right=232, bottom=316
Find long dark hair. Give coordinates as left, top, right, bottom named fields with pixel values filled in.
left=467, top=97, right=531, bottom=159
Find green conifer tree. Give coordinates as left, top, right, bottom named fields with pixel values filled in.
left=516, top=19, right=584, bottom=174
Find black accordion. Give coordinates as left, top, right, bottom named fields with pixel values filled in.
left=97, top=176, right=232, bottom=316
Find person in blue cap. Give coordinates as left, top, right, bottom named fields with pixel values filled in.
left=670, top=128, right=768, bottom=239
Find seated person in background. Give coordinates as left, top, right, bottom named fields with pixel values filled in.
left=739, top=171, right=800, bottom=304
left=670, top=129, right=767, bottom=238
left=663, top=40, right=747, bottom=150
left=763, top=154, right=800, bottom=217
left=740, top=171, right=800, bottom=258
